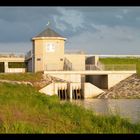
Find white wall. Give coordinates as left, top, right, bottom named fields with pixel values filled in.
left=39, top=82, right=104, bottom=99
left=7, top=68, right=26, bottom=73
left=84, top=83, right=104, bottom=98
left=49, top=74, right=81, bottom=82
left=108, top=73, right=133, bottom=89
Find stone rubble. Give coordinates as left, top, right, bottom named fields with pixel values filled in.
left=98, top=74, right=140, bottom=99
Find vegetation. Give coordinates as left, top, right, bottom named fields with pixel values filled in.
left=0, top=82, right=140, bottom=133
left=99, top=57, right=140, bottom=76
left=0, top=72, right=43, bottom=82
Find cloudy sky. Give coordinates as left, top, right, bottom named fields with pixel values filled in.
left=0, top=7, right=140, bottom=55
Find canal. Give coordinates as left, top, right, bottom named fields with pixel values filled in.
left=71, top=99, right=140, bottom=123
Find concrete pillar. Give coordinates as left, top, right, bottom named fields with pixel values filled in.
left=81, top=82, right=85, bottom=99
left=68, top=82, right=72, bottom=100
left=4, top=62, right=8, bottom=73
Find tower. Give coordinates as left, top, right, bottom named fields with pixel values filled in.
left=32, top=27, right=67, bottom=72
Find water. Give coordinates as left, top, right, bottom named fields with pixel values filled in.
left=71, top=99, right=140, bottom=123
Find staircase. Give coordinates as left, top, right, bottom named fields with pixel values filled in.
left=63, top=57, right=72, bottom=70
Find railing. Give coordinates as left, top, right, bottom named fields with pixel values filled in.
left=65, top=50, right=86, bottom=54
left=25, top=50, right=32, bottom=60
left=45, top=64, right=136, bottom=71
left=101, top=64, right=136, bottom=71
left=0, top=53, right=25, bottom=58
left=63, top=58, right=72, bottom=70
left=97, top=61, right=105, bottom=70
left=85, top=65, right=100, bottom=70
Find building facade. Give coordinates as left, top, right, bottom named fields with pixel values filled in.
left=26, top=27, right=87, bottom=73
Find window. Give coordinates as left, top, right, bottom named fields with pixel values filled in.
left=46, top=43, right=56, bottom=52
left=37, top=58, right=41, bottom=61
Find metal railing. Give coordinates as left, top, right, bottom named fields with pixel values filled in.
left=101, top=64, right=136, bottom=71
left=0, top=53, right=25, bottom=58
left=63, top=58, right=72, bottom=70
left=45, top=64, right=136, bottom=71
left=85, top=65, right=100, bottom=70
left=25, top=50, right=32, bottom=60
left=65, top=50, right=86, bottom=54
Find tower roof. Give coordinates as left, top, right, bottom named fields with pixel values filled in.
left=35, top=27, right=64, bottom=38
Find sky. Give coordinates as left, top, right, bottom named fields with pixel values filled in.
left=0, top=7, right=140, bottom=55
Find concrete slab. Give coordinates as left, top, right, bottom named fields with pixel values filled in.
left=44, top=70, right=136, bottom=75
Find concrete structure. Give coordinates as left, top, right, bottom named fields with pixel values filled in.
left=0, top=27, right=137, bottom=99
left=39, top=82, right=104, bottom=99
left=0, top=54, right=26, bottom=73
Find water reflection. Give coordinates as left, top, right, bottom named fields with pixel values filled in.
left=71, top=99, right=140, bottom=123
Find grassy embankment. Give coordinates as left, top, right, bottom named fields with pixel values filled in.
left=0, top=72, right=42, bottom=82
left=0, top=82, right=140, bottom=133
left=99, top=57, right=140, bottom=76
left=0, top=59, right=140, bottom=133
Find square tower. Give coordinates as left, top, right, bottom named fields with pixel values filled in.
left=32, top=28, right=67, bottom=72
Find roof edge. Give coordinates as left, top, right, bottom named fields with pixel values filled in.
left=32, top=37, right=67, bottom=41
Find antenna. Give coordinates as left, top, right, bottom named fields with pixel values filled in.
left=46, top=21, right=50, bottom=28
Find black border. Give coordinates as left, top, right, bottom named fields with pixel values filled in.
left=0, top=0, right=140, bottom=6
left=0, top=134, right=140, bottom=140
left=0, top=0, right=140, bottom=139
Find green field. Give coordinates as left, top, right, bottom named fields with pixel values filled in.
left=99, top=57, right=140, bottom=76
left=0, top=82, right=140, bottom=133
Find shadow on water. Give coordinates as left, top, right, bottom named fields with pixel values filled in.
left=70, top=99, right=140, bottom=123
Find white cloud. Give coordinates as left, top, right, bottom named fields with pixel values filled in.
left=123, top=9, right=129, bottom=14
left=115, top=15, right=123, bottom=19
left=53, top=7, right=84, bottom=31
left=53, top=15, right=67, bottom=31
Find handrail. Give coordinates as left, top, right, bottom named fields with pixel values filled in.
left=64, top=58, right=72, bottom=70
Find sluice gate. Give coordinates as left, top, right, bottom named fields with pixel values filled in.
left=56, top=83, right=83, bottom=100
left=58, top=88, right=69, bottom=100
left=39, top=81, right=105, bottom=99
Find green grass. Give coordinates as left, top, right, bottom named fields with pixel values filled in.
left=99, top=57, right=140, bottom=76
left=0, top=72, right=43, bottom=82
left=0, top=82, right=140, bottom=133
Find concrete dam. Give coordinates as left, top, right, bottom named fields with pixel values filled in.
left=39, top=70, right=136, bottom=100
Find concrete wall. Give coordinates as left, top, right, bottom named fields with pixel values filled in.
left=86, top=73, right=133, bottom=89
left=0, top=57, right=26, bottom=73
left=39, top=82, right=104, bottom=99
left=64, top=54, right=85, bottom=71
left=39, top=83, right=54, bottom=96
left=32, top=39, right=44, bottom=72
left=7, top=68, right=26, bottom=73
left=84, top=83, right=104, bottom=98
left=32, top=37, right=65, bottom=72
left=86, top=75, right=108, bottom=89
left=107, top=73, right=133, bottom=89
left=48, top=74, right=82, bottom=82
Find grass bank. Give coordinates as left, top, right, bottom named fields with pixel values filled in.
left=0, top=82, right=140, bottom=133
left=0, top=72, right=43, bottom=82
left=99, top=57, right=140, bottom=76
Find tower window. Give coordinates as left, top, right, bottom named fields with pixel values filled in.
left=37, top=58, right=41, bottom=61
left=45, top=43, right=56, bottom=52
